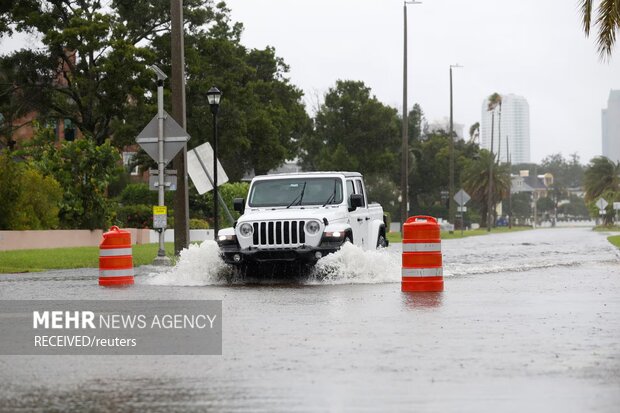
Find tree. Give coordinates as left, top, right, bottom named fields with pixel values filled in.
left=463, top=150, right=511, bottom=227
left=580, top=0, right=620, bottom=60
left=468, top=122, right=480, bottom=143
left=0, top=0, right=165, bottom=145
left=0, top=150, right=62, bottom=230
left=584, top=156, right=620, bottom=202
left=27, top=128, right=120, bottom=229
left=299, top=80, right=400, bottom=177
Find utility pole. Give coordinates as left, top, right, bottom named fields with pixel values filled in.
left=448, top=64, right=462, bottom=233
left=507, top=135, right=512, bottom=229
left=401, top=1, right=421, bottom=235
left=487, top=111, right=495, bottom=232
left=171, top=0, right=189, bottom=254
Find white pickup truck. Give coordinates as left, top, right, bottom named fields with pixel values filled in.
left=217, top=172, right=388, bottom=271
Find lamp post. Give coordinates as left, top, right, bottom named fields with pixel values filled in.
left=448, top=63, right=462, bottom=233
left=207, top=86, right=222, bottom=237
left=401, top=0, right=422, bottom=235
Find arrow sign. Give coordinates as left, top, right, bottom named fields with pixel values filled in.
left=136, top=111, right=190, bottom=166
left=454, top=189, right=471, bottom=206
left=596, top=198, right=608, bottom=210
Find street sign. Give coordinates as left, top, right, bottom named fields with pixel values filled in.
left=596, top=198, right=608, bottom=210
left=613, top=202, right=620, bottom=210
left=454, top=189, right=471, bottom=206
left=136, top=111, right=190, bottom=166
left=457, top=206, right=467, bottom=212
left=187, top=142, right=229, bottom=195
left=149, top=169, right=177, bottom=191
left=153, top=206, right=167, bottom=229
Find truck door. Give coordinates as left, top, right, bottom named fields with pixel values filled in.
left=347, top=178, right=369, bottom=248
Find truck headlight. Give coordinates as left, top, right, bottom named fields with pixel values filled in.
left=305, top=220, right=321, bottom=235
left=239, top=223, right=253, bottom=237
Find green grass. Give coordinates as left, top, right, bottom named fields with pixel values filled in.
left=607, top=235, right=620, bottom=248
left=594, top=225, right=620, bottom=232
left=387, top=226, right=532, bottom=243
left=0, top=243, right=175, bottom=274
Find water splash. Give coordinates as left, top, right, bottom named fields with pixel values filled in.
left=307, top=242, right=401, bottom=285
left=144, top=241, right=232, bottom=286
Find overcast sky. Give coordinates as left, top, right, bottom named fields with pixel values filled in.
left=226, top=0, right=619, bottom=164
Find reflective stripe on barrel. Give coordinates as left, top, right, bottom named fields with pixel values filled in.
left=99, top=248, right=133, bottom=257
left=99, top=268, right=135, bottom=278
left=402, top=267, right=443, bottom=277
left=402, top=242, right=441, bottom=252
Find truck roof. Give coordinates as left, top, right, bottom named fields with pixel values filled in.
left=254, top=171, right=363, bottom=179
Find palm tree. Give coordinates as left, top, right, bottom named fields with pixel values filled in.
left=584, top=156, right=620, bottom=201
left=580, top=0, right=620, bottom=60
left=486, top=93, right=502, bottom=230
left=463, top=150, right=511, bottom=229
left=468, top=122, right=480, bottom=144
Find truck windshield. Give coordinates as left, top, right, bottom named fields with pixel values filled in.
left=249, top=178, right=343, bottom=207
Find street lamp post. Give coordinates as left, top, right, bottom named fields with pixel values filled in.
left=207, top=87, right=222, bottom=237
left=448, top=63, right=462, bottom=233
left=401, top=0, right=422, bottom=235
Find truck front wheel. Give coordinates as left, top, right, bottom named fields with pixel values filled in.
left=376, top=232, right=387, bottom=249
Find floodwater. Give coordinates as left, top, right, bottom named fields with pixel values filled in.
left=0, top=227, right=619, bottom=412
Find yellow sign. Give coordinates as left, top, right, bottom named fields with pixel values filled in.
left=153, top=206, right=167, bottom=215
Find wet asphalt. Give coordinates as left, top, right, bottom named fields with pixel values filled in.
left=0, top=227, right=619, bottom=412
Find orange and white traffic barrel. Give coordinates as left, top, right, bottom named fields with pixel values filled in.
left=99, top=226, right=134, bottom=286
left=402, top=215, right=444, bottom=292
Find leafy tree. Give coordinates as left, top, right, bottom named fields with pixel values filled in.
left=0, top=150, right=62, bottom=230
left=191, top=181, right=250, bottom=229
left=0, top=0, right=162, bottom=145
left=463, top=149, right=510, bottom=227
left=299, top=80, right=400, bottom=176
left=27, top=129, right=120, bottom=229
left=584, top=156, right=620, bottom=223
left=0, top=150, right=21, bottom=228
left=580, top=0, right=620, bottom=60
left=13, top=168, right=63, bottom=229
left=407, top=129, right=481, bottom=219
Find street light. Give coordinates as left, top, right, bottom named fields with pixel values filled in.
left=448, top=63, right=462, bottom=233
left=401, top=0, right=422, bottom=235
left=207, top=86, right=222, bottom=237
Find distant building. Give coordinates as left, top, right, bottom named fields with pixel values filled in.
left=602, top=90, right=620, bottom=162
left=480, top=94, right=530, bottom=164
left=427, top=117, right=464, bottom=140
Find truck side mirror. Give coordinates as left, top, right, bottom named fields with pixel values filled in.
left=349, top=194, right=363, bottom=211
left=233, top=198, right=245, bottom=214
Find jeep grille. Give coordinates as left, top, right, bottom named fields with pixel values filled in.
left=252, top=221, right=306, bottom=247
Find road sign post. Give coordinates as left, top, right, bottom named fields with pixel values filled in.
left=138, top=68, right=190, bottom=265
left=454, top=189, right=471, bottom=236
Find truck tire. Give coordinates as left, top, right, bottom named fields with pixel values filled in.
left=376, top=232, right=387, bottom=249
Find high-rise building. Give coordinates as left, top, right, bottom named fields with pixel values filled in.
left=480, top=94, right=530, bottom=164
left=602, top=90, right=620, bottom=162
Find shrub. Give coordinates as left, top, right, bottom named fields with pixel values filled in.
left=0, top=152, right=63, bottom=230
left=119, top=183, right=156, bottom=206
left=189, top=218, right=210, bottom=229
left=116, top=205, right=152, bottom=228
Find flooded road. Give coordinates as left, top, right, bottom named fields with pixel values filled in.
left=1, top=227, right=619, bottom=412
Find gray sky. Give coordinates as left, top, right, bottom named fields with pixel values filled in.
left=226, top=0, right=619, bottom=164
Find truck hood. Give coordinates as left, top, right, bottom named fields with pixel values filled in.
left=239, top=207, right=348, bottom=223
